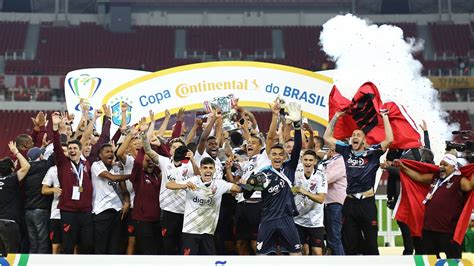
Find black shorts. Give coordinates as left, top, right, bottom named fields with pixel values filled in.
left=256, top=216, right=301, bottom=255
left=234, top=201, right=262, bottom=241
left=49, top=219, right=62, bottom=244
left=125, top=209, right=136, bottom=237
left=296, top=225, right=325, bottom=248
left=181, top=233, right=216, bottom=255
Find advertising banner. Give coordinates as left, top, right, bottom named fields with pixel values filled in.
left=65, top=61, right=334, bottom=133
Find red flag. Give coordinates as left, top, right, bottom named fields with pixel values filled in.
left=455, top=164, right=474, bottom=244
left=328, top=85, right=357, bottom=140
left=381, top=102, right=422, bottom=149
left=395, top=160, right=474, bottom=245
left=329, top=82, right=421, bottom=149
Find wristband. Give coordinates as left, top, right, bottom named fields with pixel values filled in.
left=293, top=120, right=302, bottom=130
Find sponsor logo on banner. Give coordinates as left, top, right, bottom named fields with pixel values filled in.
left=68, top=74, right=102, bottom=111
left=110, top=97, right=133, bottom=126
left=175, top=79, right=260, bottom=98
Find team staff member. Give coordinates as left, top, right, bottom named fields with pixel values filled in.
left=52, top=112, right=94, bottom=254
left=324, top=110, right=393, bottom=255
left=130, top=132, right=162, bottom=255
left=397, top=154, right=474, bottom=258
left=167, top=157, right=241, bottom=255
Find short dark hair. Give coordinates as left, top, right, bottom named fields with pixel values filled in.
left=206, top=136, right=217, bottom=142
left=200, top=157, right=215, bottom=167
left=314, top=136, right=324, bottom=149
left=0, top=157, right=14, bottom=177
left=15, top=134, right=32, bottom=149
left=285, top=138, right=294, bottom=143
left=187, top=142, right=197, bottom=154
left=249, top=134, right=263, bottom=145
left=270, top=143, right=284, bottom=151
left=169, top=138, right=185, bottom=147
left=99, top=143, right=113, bottom=153
left=303, top=149, right=318, bottom=159
left=67, top=139, right=82, bottom=150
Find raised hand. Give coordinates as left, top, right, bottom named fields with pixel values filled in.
left=94, top=108, right=104, bottom=119
left=419, top=120, right=428, bottom=131
left=103, top=104, right=112, bottom=118
left=177, top=108, right=185, bottom=121
left=51, top=112, right=62, bottom=126
left=120, top=102, right=129, bottom=113
left=285, top=102, right=302, bottom=123
left=164, top=109, right=171, bottom=120
left=138, top=117, right=149, bottom=132
left=8, top=141, right=19, bottom=155
left=149, top=110, right=155, bottom=122
left=269, top=97, right=281, bottom=115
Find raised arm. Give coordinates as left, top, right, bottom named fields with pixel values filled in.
left=186, top=118, right=202, bottom=145
left=140, top=125, right=161, bottom=165
left=197, top=112, right=217, bottom=155
left=303, top=123, right=315, bottom=150
left=266, top=99, right=280, bottom=156
left=9, top=141, right=30, bottom=181
left=397, top=160, right=433, bottom=185
left=285, top=102, right=302, bottom=172
left=171, top=108, right=185, bottom=140
left=419, top=120, right=431, bottom=149
left=323, top=111, right=344, bottom=150
left=80, top=108, right=101, bottom=147
left=380, top=110, right=394, bottom=152
left=116, top=127, right=137, bottom=162
left=156, top=109, right=171, bottom=137
left=98, top=171, right=130, bottom=182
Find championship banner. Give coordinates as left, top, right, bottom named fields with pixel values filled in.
left=65, top=61, right=335, bottom=133
left=429, top=76, right=474, bottom=89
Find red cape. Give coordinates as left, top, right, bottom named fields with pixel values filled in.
left=395, top=160, right=474, bottom=245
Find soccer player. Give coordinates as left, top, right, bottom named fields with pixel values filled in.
left=166, top=157, right=241, bottom=255
left=324, top=110, right=393, bottom=255
left=245, top=102, right=303, bottom=255
left=292, top=149, right=327, bottom=255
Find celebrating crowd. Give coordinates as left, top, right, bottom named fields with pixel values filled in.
left=0, top=96, right=472, bottom=258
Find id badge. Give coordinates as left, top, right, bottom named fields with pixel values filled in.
left=72, top=186, right=81, bottom=201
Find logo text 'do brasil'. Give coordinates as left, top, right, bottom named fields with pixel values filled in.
left=176, top=79, right=259, bottom=98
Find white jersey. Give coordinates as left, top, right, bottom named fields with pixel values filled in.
left=157, top=155, right=195, bottom=214
left=42, top=166, right=60, bottom=219
left=91, top=161, right=124, bottom=214
left=180, top=176, right=233, bottom=235
left=293, top=164, right=327, bottom=228
left=194, top=150, right=223, bottom=180
left=123, top=155, right=136, bottom=208
left=236, top=149, right=271, bottom=202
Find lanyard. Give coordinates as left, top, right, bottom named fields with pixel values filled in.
left=423, top=173, right=453, bottom=204
left=269, top=167, right=293, bottom=188
left=70, top=161, right=84, bottom=187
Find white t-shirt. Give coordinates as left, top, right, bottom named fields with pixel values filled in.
left=293, top=164, right=328, bottom=228
left=180, top=176, right=233, bottom=235
left=157, top=155, right=195, bottom=214
left=194, top=150, right=223, bottom=180
left=235, top=149, right=271, bottom=202
left=91, top=161, right=124, bottom=214
left=42, top=166, right=61, bottom=219
left=123, top=155, right=136, bottom=209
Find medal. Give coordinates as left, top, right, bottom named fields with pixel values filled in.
left=79, top=186, right=83, bottom=193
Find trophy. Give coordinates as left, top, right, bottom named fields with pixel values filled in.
left=203, top=94, right=238, bottom=132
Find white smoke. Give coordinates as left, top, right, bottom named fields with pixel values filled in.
left=320, top=13, right=456, bottom=161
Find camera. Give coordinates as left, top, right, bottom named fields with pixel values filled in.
left=445, top=130, right=474, bottom=163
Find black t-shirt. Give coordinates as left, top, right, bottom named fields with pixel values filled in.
left=336, top=141, right=384, bottom=195
left=0, top=173, right=22, bottom=223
